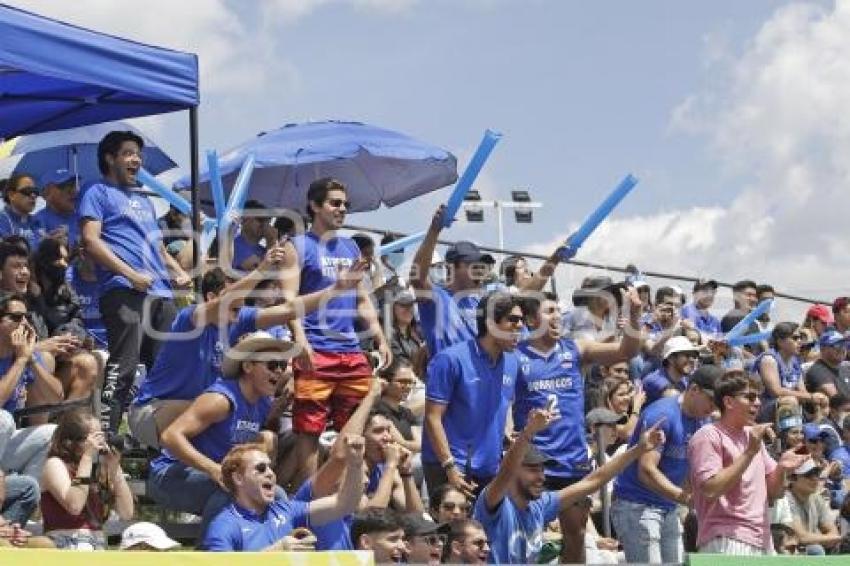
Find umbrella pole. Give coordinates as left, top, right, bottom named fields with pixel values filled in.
left=189, top=107, right=201, bottom=295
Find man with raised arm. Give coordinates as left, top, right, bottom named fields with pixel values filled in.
left=514, top=288, right=643, bottom=563
left=473, top=406, right=664, bottom=564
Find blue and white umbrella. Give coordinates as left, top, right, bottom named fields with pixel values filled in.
left=175, top=120, right=458, bottom=214
left=0, top=120, right=177, bottom=183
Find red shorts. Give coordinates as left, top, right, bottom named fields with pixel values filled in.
left=292, top=351, right=372, bottom=435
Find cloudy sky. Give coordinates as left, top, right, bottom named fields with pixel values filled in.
left=8, top=0, right=847, bottom=318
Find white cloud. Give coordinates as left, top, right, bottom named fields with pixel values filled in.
left=526, top=0, right=850, bottom=320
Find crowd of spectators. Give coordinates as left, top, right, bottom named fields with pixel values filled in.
left=0, top=129, right=849, bottom=564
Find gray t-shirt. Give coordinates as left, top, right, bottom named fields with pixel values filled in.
left=785, top=490, right=831, bottom=534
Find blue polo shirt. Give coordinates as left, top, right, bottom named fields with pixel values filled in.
left=292, top=231, right=361, bottom=352
left=513, top=339, right=592, bottom=479
left=77, top=181, right=171, bottom=297
left=642, top=367, right=688, bottom=407
left=34, top=206, right=78, bottom=248
left=473, top=488, right=560, bottom=564
left=421, top=338, right=517, bottom=478
left=417, top=285, right=480, bottom=355
left=0, top=207, right=42, bottom=250
left=681, top=303, right=722, bottom=336
left=232, top=234, right=266, bottom=271
left=293, top=479, right=353, bottom=551
left=202, top=498, right=310, bottom=551
left=133, top=305, right=259, bottom=405
left=614, top=395, right=702, bottom=510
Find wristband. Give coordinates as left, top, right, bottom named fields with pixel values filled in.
left=399, top=472, right=414, bottom=478
left=441, top=457, right=456, bottom=470
left=72, top=476, right=92, bottom=486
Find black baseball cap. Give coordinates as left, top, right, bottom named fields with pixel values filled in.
left=445, top=241, right=484, bottom=264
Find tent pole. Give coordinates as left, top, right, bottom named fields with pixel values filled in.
left=189, top=106, right=201, bottom=295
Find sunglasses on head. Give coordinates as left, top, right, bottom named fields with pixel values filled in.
left=326, top=198, right=349, bottom=209
left=253, top=461, right=272, bottom=474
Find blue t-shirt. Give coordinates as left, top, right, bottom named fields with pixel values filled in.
left=417, top=285, right=480, bottom=355
left=149, top=378, right=271, bottom=474
left=292, top=231, right=360, bottom=352
left=0, top=207, right=42, bottom=250
left=613, top=395, right=702, bottom=510
left=77, top=181, right=171, bottom=297
left=134, top=306, right=258, bottom=405
left=232, top=234, right=266, bottom=271
left=293, top=479, right=353, bottom=551
left=641, top=367, right=688, bottom=407
left=473, top=488, right=560, bottom=564
left=753, top=350, right=802, bottom=401
left=202, top=498, right=310, bottom=551
left=66, top=263, right=107, bottom=349
left=266, top=324, right=292, bottom=341
left=421, top=339, right=517, bottom=477
left=0, top=353, right=44, bottom=413
left=681, top=303, right=722, bottom=336
left=513, top=339, right=591, bottom=479
left=34, top=206, right=79, bottom=248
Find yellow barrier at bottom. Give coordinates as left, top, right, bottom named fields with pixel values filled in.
left=0, top=549, right=375, bottom=565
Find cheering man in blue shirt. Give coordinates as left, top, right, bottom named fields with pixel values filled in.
left=611, top=364, right=721, bottom=564
left=474, top=406, right=664, bottom=564
left=513, top=288, right=643, bottom=563
left=79, top=130, right=191, bottom=434
left=422, top=291, right=523, bottom=498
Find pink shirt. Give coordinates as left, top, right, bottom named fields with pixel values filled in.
left=688, top=422, right=777, bottom=550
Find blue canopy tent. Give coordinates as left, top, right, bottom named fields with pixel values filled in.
left=0, top=3, right=202, bottom=269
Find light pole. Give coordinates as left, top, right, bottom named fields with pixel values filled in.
left=460, top=189, right=542, bottom=253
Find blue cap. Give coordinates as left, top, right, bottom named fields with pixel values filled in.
left=818, top=329, right=847, bottom=348
left=40, top=168, right=76, bottom=187
left=803, top=423, right=829, bottom=441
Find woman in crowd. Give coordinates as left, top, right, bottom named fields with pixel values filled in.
left=28, top=238, right=99, bottom=403
left=40, top=409, right=133, bottom=550
left=0, top=173, right=41, bottom=249
left=752, top=322, right=811, bottom=422
left=428, top=484, right=470, bottom=524
left=604, top=377, right=644, bottom=442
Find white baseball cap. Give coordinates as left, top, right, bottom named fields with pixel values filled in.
left=120, top=522, right=181, bottom=550
left=662, top=336, right=699, bottom=360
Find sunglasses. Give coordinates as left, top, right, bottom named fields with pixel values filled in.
left=465, top=538, right=489, bottom=549
left=15, top=186, right=38, bottom=197
left=417, top=534, right=446, bottom=547
left=253, top=462, right=272, bottom=474
left=263, top=360, right=287, bottom=372
left=503, top=314, right=524, bottom=324
left=2, top=312, right=26, bottom=322
left=326, top=198, right=350, bottom=209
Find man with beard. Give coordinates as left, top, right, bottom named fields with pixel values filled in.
left=514, top=289, right=643, bottom=563
left=473, top=406, right=665, bottom=564
left=688, top=372, right=809, bottom=555
left=422, top=291, right=523, bottom=498
left=201, top=438, right=365, bottom=551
